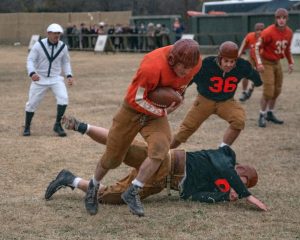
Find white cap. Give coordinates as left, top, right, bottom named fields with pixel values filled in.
left=47, top=23, right=64, bottom=33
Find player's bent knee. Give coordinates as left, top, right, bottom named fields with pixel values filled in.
left=230, top=119, right=245, bottom=130
left=101, top=158, right=123, bottom=170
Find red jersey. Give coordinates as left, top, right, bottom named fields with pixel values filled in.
left=239, top=32, right=259, bottom=61
left=257, top=24, right=294, bottom=64
left=125, top=46, right=202, bottom=117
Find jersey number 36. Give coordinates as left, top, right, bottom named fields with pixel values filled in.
left=209, top=76, right=238, bottom=93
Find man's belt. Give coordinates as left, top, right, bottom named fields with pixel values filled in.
left=166, top=149, right=186, bottom=195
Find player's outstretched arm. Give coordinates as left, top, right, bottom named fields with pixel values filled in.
left=246, top=195, right=268, bottom=211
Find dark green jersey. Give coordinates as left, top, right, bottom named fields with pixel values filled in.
left=191, top=56, right=262, bottom=102
left=179, top=146, right=251, bottom=203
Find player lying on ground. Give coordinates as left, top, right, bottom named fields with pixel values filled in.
left=45, top=116, right=268, bottom=211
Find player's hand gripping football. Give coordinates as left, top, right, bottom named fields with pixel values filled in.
left=165, top=96, right=183, bottom=115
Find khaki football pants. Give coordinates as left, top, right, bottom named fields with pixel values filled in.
left=260, top=59, right=283, bottom=100
left=173, top=95, right=245, bottom=144
left=98, top=140, right=186, bottom=204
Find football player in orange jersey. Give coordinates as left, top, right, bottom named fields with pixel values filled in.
left=238, top=22, right=265, bottom=102
left=255, top=8, right=294, bottom=128
left=83, top=39, right=202, bottom=217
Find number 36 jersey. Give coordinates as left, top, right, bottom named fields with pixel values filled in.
left=191, top=56, right=262, bottom=102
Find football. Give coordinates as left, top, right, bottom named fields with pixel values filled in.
left=148, top=87, right=182, bottom=108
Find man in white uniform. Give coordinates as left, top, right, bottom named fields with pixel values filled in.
left=23, top=23, right=74, bottom=137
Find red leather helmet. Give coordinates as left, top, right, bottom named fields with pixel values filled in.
left=275, top=8, right=288, bottom=18
left=254, top=22, right=265, bottom=31
left=235, top=164, right=258, bottom=188
left=218, top=41, right=239, bottom=60
left=168, top=39, right=200, bottom=68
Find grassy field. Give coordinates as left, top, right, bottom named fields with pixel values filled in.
left=0, top=46, right=299, bottom=240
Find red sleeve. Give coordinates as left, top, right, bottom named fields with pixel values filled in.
left=285, top=30, right=294, bottom=65
left=126, top=57, right=166, bottom=117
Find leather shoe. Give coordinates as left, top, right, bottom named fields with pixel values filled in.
left=266, top=111, right=284, bottom=124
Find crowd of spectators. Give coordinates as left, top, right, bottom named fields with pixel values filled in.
left=62, top=18, right=185, bottom=52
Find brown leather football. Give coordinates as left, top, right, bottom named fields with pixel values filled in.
left=148, top=87, right=182, bottom=108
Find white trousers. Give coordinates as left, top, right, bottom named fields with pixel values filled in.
left=25, top=77, right=68, bottom=112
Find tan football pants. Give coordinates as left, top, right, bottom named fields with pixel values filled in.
left=100, top=102, right=172, bottom=170
left=98, top=140, right=186, bottom=204
left=173, top=94, right=245, bottom=144
left=260, top=59, right=283, bottom=100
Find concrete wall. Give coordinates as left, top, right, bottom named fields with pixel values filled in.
left=0, top=11, right=132, bottom=45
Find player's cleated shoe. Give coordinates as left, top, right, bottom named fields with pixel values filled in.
left=53, top=122, right=67, bottom=137
left=258, top=113, right=266, bottom=128
left=45, top=169, right=76, bottom=200
left=23, top=126, right=31, bottom=136
left=85, top=180, right=99, bottom=215
left=121, top=184, right=144, bottom=217
left=61, top=116, right=87, bottom=134
left=266, top=111, right=284, bottom=124
left=247, top=87, right=254, bottom=99
left=239, top=91, right=249, bottom=102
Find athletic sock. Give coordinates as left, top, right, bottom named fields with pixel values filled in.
left=260, top=110, right=266, bottom=115
left=92, top=176, right=100, bottom=186
left=72, top=177, right=82, bottom=188
left=132, top=179, right=144, bottom=188
left=219, top=142, right=228, bottom=147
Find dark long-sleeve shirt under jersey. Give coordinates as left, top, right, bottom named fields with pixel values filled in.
left=179, top=146, right=251, bottom=203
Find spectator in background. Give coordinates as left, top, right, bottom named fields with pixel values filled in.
left=155, top=24, right=163, bottom=48
left=107, top=25, right=115, bottom=35
left=122, top=24, right=131, bottom=51
left=138, top=22, right=147, bottom=51
left=98, top=22, right=106, bottom=35
left=90, top=24, right=100, bottom=47
left=80, top=23, right=90, bottom=48
left=173, top=18, right=184, bottom=42
left=160, top=24, right=171, bottom=46
left=114, top=24, right=124, bottom=51
left=66, top=23, right=74, bottom=48
left=71, top=24, right=80, bottom=48
left=146, top=22, right=156, bottom=50
left=107, top=25, right=115, bottom=51
left=129, top=23, right=139, bottom=51
left=90, top=24, right=100, bottom=35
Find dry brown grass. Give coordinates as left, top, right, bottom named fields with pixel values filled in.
left=0, top=46, right=299, bottom=240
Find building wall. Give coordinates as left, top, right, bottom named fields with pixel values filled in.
left=0, top=11, right=131, bottom=44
